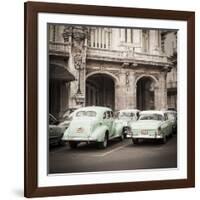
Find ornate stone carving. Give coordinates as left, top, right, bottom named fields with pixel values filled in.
left=122, top=62, right=130, bottom=68
left=63, top=26, right=89, bottom=67
left=73, top=54, right=83, bottom=70
left=63, top=26, right=73, bottom=42
left=72, top=26, right=89, bottom=70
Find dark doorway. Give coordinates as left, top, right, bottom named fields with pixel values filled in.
left=137, top=77, right=155, bottom=110
left=86, top=74, right=115, bottom=110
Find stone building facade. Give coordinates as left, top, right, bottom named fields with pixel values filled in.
left=48, top=25, right=177, bottom=118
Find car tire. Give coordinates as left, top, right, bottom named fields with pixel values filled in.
left=132, top=138, right=139, bottom=144
left=119, top=133, right=124, bottom=141
left=69, top=141, right=78, bottom=149
left=98, top=134, right=108, bottom=149
left=58, top=140, right=65, bottom=146
left=173, top=127, right=177, bottom=135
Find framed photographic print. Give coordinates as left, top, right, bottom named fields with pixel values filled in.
left=24, top=1, right=195, bottom=198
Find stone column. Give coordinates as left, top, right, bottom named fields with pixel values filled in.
left=120, top=29, right=125, bottom=43
left=95, top=29, right=98, bottom=48
left=98, top=28, right=101, bottom=48
left=154, top=85, right=160, bottom=110
left=90, top=29, right=94, bottom=47
left=127, top=29, right=131, bottom=43
left=105, top=30, right=109, bottom=49
left=115, top=72, right=126, bottom=110
left=63, top=26, right=89, bottom=108
left=126, top=71, right=136, bottom=109
left=158, top=72, right=168, bottom=109
left=132, top=72, right=137, bottom=109
left=149, top=30, right=160, bottom=55
left=102, top=29, right=105, bottom=48
left=133, top=30, right=142, bottom=53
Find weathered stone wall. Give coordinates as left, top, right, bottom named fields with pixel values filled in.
left=49, top=25, right=177, bottom=115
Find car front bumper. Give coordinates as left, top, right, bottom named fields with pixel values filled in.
left=126, top=134, right=163, bottom=139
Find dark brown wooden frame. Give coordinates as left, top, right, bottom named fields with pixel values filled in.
left=24, top=1, right=195, bottom=198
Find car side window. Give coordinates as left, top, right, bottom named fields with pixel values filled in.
left=164, top=113, right=168, bottom=121
left=107, top=111, right=111, bottom=119
left=110, top=111, right=114, bottom=118
left=103, top=112, right=107, bottom=119
left=136, top=112, right=140, bottom=119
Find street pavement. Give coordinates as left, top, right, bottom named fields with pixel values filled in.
left=49, top=135, right=177, bottom=174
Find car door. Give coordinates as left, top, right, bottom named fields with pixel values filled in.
left=103, top=111, right=112, bottom=138
left=109, top=111, right=116, bottom=137
left=163, top=113, right=172, bottom=136
left=160, top=114, right=168, bottom=136
left=107, top=111, right=114, bottom=137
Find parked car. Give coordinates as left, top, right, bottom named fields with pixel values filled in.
left=60, top=108, right=77, bottom=121
left=115, top=109, right=140, bottom=137
left=127, top=110, right=173, bottom=144
left=49, top=114, right=66, bottom=146
left=165, top=110, right=177, bottom=134
left=62, top=106, right=124, bottom=149
left=58, top=110, right=76, bottom=130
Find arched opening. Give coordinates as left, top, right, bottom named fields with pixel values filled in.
left=86, top=74, right=115, bottom=110
left=136, top=76, right=156, bottom=110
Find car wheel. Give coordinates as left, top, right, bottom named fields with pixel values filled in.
left=58, top=140, right=65, bottom=146
left=132, top=138, right=139, bottom=144
left=119, top=133, right=124, bottom=141
left=173, top=127, right=177, bottom=135
left=69, top=141, right=78, bottom=149
left=98, top=134, right=108, bottom=149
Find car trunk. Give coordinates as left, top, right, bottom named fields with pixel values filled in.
left=68, top=118, right=96, bottom=139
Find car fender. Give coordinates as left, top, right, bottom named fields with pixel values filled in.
left=113, top=121, right=123, bottom=136
left=90, top=125, right=109, bottom=142
left=62, top=128, right=70, bottom=140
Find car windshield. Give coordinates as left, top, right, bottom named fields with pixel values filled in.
left=49, top=114, right=58, bottom=125
left=62, top=109, right=76, bottom=120
left=76, top=111, right=97, bottom=117
left=167, top=113, right=176, bottom=120
left=118, top=112, right=136, bottom=119
left=139, top=114, right=164, bottom=121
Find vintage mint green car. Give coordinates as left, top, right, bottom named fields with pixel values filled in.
left=127, top=110, right=173, bottom=144
left=62, top=106, right=124, bottom=149
left=115, top=109, right=140, bottom=137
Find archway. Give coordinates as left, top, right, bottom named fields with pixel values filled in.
left=136, top=76, right=156, bottom=110
left=86, top=73, right=115, bottom=110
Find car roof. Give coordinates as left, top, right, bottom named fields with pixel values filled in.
left=140, top=110, right=165, bottom=116
left=164, top=110, right=177, bottom=114
left=118, top=109, right=140, bottom=113
left=75, top=106, right=112, bottom=112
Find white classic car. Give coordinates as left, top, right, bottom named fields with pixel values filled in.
left=165, top=110, right=177, bottom=134
left=62, top=106, right=124, bottom=149
left=127, top=110, right=173, bottom=144
left=115, top=109, right=140, bottom=137
left=49, top=114, right=65, bottom=146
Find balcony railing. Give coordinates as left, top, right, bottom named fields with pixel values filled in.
left=49, top=42, right=171, bottom=66
left=87, top=48, right=170, bottom=66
